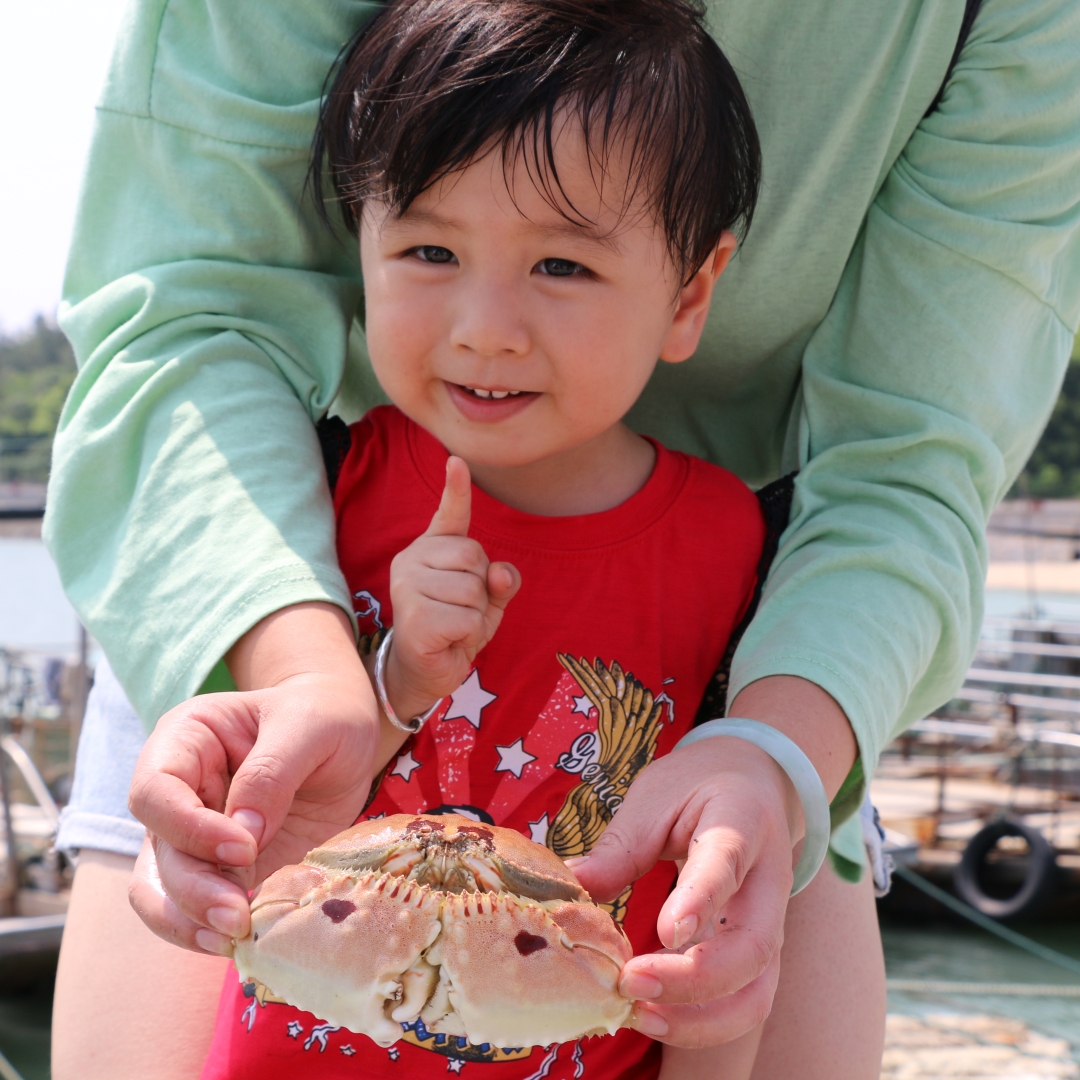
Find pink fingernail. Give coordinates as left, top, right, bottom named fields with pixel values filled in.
left=564, top=856, right=590, bottom=868
left=633, top=1008, right=669, bottom=1038
left=231, top=809, right=265, bottom=845
left=621, top=972, right=663, bottom=1000
left=216, top=840, right=256, bottom=865
left=195, top=928, right=234, bottom=956
left=206, top=905, right=243, bottom=937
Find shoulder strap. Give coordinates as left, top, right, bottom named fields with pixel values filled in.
left=924, top=0, right=984, bottom=117
left=694, top=471, right=797, bottom=726
left=316, top=414, right=352, bottom=494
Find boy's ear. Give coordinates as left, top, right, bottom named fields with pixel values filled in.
left=659, top=231, right=738, bottom=364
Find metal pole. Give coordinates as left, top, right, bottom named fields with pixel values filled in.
left=68, top=622, right=89, bottom=766
left=934, top=739, right=946, bottom=844
left=0, top=723, right=19, bottom=919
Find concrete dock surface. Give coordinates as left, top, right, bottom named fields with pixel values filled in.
left=883, top=1014, right=1078, bottom=1078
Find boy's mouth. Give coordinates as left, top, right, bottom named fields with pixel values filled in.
left=446, top=382, right=538, bottom=422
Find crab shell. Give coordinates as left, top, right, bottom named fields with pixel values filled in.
left=232, top=814, right=634, bottom=1049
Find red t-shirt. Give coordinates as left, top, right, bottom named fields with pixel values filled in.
left=201, top=406, right=764, bottom=1080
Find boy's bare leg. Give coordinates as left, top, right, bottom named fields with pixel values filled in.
left=658, top=860, right=885, bottom=1080
left=52, top=850, right=229, bottom=1080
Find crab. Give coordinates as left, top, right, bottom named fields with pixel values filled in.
left=232, top=814, right=634, bottom=1049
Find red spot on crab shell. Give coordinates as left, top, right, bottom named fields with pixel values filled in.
left=514, top=931, right=548, bottom=956
left=321, top=899, right=356, bottom=923
left=406, top=817, right=444, bottom=833
left=457, top=825, right=494, bottom=842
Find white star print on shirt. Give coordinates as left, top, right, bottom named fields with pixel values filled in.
left=340, top=1045, right=356, bottom=1056
left=388, top=1047, right=401, bottom=1061
left=528, top=813, right=550, bottom=845
left=286, top=1020, right=303, bottom=1039
left=390, top=749, right=421, bottom=782
left=446, top=1058, right=465, bottom=1074
left=494, top=738, right=537, bottom=779
left=571, top=694, right=594, bottom=717
left=444, top=670, right=497, bottom=728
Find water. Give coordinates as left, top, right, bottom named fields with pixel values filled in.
left=0, top=537, right=80, bottom=654
left=985, top=587, right=1080, bottom=623
left=882, top=918, right=1080, bottom=1058
left=0, top=978, right=52, bottom=1080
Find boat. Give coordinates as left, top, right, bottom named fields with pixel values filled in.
left=875, top=614, right=1080, bottom=920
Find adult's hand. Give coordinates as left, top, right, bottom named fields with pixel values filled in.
left=128, top=603, right=405, bottom=955
left=572, top=676, right=856, bottom=1048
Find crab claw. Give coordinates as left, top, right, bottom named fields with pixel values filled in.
left=428, top=892, right=632, bottom=1047
left=234, top=869, right=442, bottom=1047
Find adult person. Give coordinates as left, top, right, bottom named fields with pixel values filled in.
left=47, top=0, right=1080, bottom=1078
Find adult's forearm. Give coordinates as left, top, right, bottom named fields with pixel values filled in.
left=728, top=676, right=856, bottom=801
left=226, top=602, right=361, bottom=689
left=227, top=602, right=408, bottom=775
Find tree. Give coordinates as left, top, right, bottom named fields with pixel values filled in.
left=1016, top=333, right=1080, bottom=498
left=0, top=318, right=76, bottom=485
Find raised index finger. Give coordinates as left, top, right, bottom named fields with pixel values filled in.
left=425, top=456, right=472, bottom=538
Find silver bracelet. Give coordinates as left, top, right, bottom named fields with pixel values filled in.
left=673, top=718, right=832, bottom=896
left=373, top=627, right=444, bottom=734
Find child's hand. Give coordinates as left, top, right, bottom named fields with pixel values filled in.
left=380, top=456, right=520, bottom=720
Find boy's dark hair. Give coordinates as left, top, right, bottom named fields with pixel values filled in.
left=312, top=0, right=761, bottom=280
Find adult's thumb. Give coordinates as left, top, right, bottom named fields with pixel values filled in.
left=570, top=808, right=667, bottom=904
left=229, top=808, right=266, bottom=848
left=222, top=723, right=324, bottom=854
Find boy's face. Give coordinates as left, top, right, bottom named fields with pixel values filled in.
left=359, top=122, right=732, bottom=475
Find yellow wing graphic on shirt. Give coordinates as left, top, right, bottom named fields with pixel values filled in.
left=546, top=655, right=665, bottom=922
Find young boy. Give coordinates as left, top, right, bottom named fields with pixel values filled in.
left=200, top=0, right=765, bottom=1075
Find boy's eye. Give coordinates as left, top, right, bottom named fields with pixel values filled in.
left=535, top=258, right=586, bottom=278
left=412, top=245, right=456, bottom=264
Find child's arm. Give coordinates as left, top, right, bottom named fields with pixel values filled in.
left=363, top=455, right=520, bottom=725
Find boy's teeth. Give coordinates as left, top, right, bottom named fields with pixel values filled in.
left=465, top=387, right=523, bottom=399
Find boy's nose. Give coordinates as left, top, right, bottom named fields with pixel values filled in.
left=448, top=280, right=531, bottom=359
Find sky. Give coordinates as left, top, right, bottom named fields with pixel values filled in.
left=0, top=0, right=130, bottom=335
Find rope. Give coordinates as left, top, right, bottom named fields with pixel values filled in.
left=893, top=864, right=1080, bottom=979
left=889, top=979, right=1080, bottom=997
left=0, top=1047, right=25, bottom=1080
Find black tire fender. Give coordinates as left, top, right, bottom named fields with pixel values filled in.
left=953, top=818, right=1056, bottom=920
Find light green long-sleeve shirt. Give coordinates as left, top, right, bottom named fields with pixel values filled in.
left=46, top=0, right=1080, bottom=797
